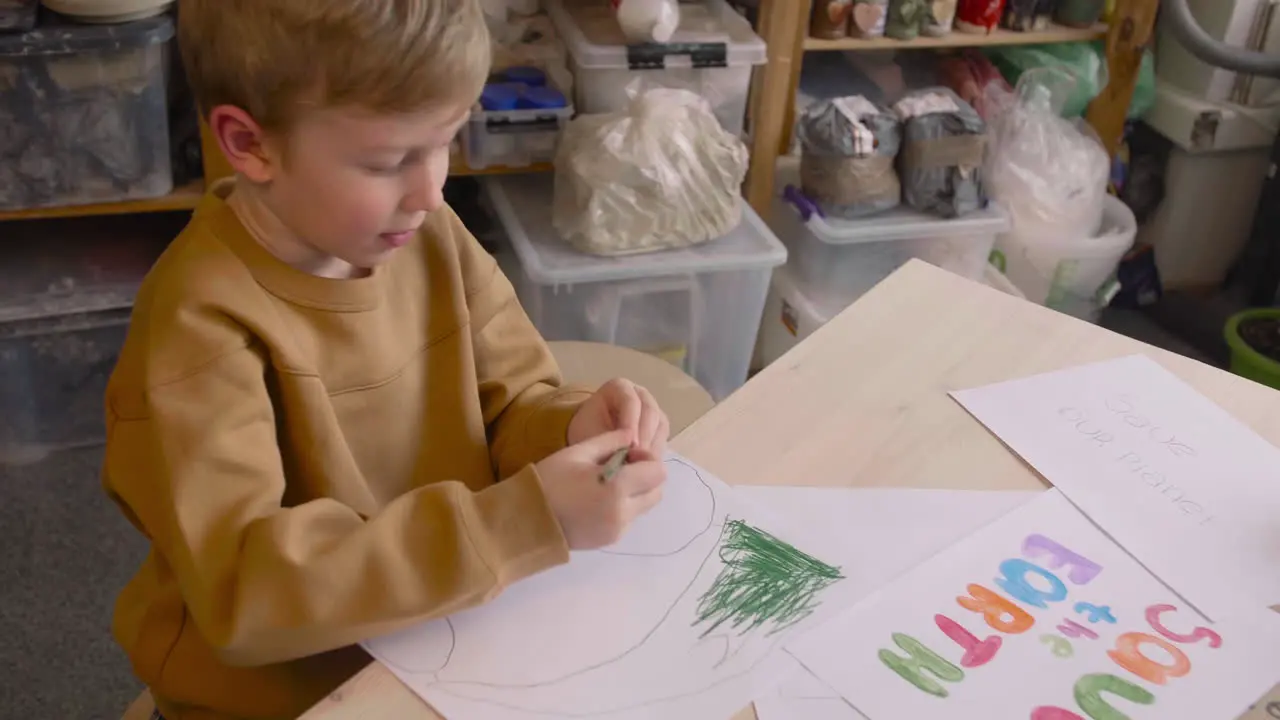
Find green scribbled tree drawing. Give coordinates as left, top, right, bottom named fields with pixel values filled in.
left=693, top=519, right=844, bottom=639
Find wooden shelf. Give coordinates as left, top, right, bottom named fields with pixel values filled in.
left=0, top=157, right=553, bottom=221
left=0, top=180, right=205, bottom=222
left=449, top=157, right=553, bottom=176
left=803, top=23, right=1106, bottom=52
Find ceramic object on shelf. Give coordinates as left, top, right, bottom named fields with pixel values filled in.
left=851, top=0, right=889, bottom=38
left=41, top=0, right=173, bottom=23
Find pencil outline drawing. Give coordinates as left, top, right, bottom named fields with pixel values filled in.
left=366, top=457, right=846, bottom=718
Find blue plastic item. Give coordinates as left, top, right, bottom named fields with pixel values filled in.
left=517, top=86, right=568, bottom=110
left=500, top=66, right=547, bottom=87
left=479, top=82, right=524, bottom=111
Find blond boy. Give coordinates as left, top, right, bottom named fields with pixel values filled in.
left=103, top=2, right=670, bottom=717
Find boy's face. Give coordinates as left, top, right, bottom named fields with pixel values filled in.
left=227, top=102, right=470, bottom=273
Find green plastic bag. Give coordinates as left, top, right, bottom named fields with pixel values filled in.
left=984, top=41, right=1154, bottom=119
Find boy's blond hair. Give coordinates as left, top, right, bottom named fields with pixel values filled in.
left=178, top=0, right=491, bottom=132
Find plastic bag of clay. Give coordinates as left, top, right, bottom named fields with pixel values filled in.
left=797, top=96, right=901, bottom=219
left=553, top=81, right=748, bottom=256
left=936, top=49, right=1012, bottom=120
left=985, top=40, right=1155, bottom=119
left=893, top=86, right=987, bottom=218
left=983, top=68, right=1111, bottom=246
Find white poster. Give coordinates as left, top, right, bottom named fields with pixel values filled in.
left=952, top=354, right=1280, bottom=620
left=789, top=490, right=1280, bottom=720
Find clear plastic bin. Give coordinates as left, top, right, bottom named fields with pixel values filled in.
left=753, top=259, right=1027, bottom=371
left=0, top=14, right=174, bottom=211
left=485, top=174, right=786, bottom=401
left=462, top=87, right=575, bottom=170
left=773, top=187, right=1011, bottom=317
left=0, top=217, right=173, bottom=465
left=544, top=0, right=766, bottom=135
left=0, top=0, right=38, bottom=32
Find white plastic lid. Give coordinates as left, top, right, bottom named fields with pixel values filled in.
left=795, top=201, right=1011, bottom=247
left=545, top=0, right=766, bottom=70
left=485, top=175, right=787, bottom=286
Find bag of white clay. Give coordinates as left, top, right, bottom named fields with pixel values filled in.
left=552, top=80, right=749, bottom=257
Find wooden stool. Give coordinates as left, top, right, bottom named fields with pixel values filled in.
left=548, top=341, right=716, bottom=435
left=120, top=688, right=153, bottom=720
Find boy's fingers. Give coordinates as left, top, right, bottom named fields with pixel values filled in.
left=615, top=460, right=666, bottom=497
left=577, top=429, right=637, bottom=463
left=636, top=386, right=662, bottom=448
left=626, top=484, right=665, bottom=519
left=607, top=380, right=643, bottom=441
left=626, top=446, right=658, bottom=464
left=651, top=417, right=669, bottom=459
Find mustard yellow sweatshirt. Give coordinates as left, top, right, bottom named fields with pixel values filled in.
left=102, top=186, right=589, bottom=719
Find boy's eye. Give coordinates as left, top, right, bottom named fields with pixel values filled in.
left=364, top=149, right=426, bottom=175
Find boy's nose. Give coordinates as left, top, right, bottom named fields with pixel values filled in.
left=402, top=163, right=446, bottom=214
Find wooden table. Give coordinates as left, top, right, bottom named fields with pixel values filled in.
left=302, top=260, right=1280, bottom=720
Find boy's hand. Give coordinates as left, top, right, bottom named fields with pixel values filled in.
left=536, top=430, right=667, bottom=550
left=567, top=378, right=670, bottom=458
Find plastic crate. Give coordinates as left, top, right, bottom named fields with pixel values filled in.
left=753, top=261, right=1026, bottom=371
left=0, top=218, right=171, bottom=465
left=0, top=0, right=37, bottom=32
left=544, top=0, right=765, bottom=135
left=463, top=73, right=574, bottom=170
left=0, top=14, right=174, bottom=211
left=485, top=174, right=786, bottom=401
left=773, top=186, right=1010, bottom=317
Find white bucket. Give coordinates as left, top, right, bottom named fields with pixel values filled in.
left=993, top=194, right=1137, bottom=322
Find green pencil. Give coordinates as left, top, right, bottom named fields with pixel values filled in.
left=599, top=447, right=630, bottom=484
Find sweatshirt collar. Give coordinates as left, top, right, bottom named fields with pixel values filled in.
left=197, top=180, right=383, bottom=312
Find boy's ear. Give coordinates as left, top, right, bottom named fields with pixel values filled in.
left=208, top=105, right=278, bottom=184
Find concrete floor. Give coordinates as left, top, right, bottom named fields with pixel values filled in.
left=0, top=446, right=145, bottom=720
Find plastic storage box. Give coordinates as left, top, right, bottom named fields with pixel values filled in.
left=0, top=15, right=174, bottom=212
left=544, top=0, right=766, bottom=135
left=772, top=187, right=1011, bottom=316
left=753, top=262, right=1025, bottom=371
left=485, top=174, right=786, bottom=401
left=463, top=73, right=575, bottom=170
left=0, top=0, right=38, bottom=32
left=0, top=218, right=172, bottom=465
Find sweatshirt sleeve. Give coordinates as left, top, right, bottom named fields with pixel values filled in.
left=451, top=212, right=592, bottom=480
left=103, top=344, right=570, bottom=667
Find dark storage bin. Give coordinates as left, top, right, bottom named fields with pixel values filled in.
left=0, top=216, right=176, bottom=465
left=0, top=15, right=174, bottom=211
left=0, top=0, right=38, bottom=33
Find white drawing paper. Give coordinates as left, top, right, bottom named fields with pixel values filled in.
left=734, top=487, right=1041, bottom=592
left=952, top=354, right=1280, bottom=620
left=736, top=487, right=1040, bottom=720
left=789, top=490, right=1280, bottom=720
left=753, top=660, right=867, bottom=720
left=362, top=455, right=868, bottom=720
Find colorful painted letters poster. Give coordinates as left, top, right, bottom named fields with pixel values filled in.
left=739, top=487, right=1040, bottom=720
left=952, top=354, right=1280, bottom=620
left=788, top=490, right=1280, bottom=720
left=363, top=455, right=869, bottom=720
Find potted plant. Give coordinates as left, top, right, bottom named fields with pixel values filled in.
left=1225, top=309, right=1280, bottom=391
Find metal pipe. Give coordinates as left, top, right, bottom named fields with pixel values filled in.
left=1163, top=0, right=1280, bottom=77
